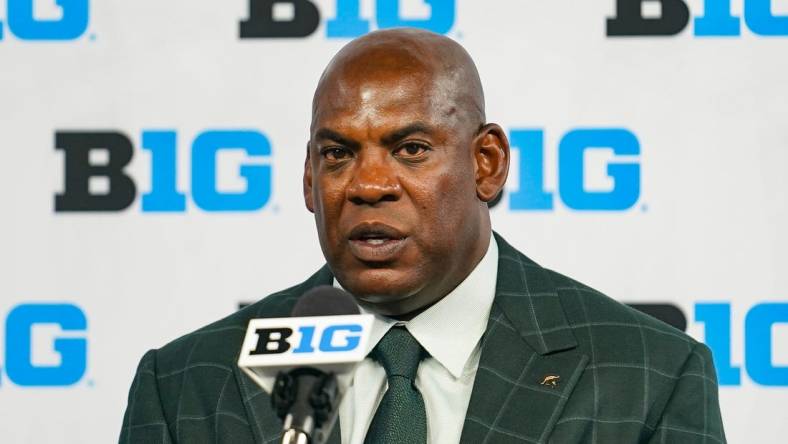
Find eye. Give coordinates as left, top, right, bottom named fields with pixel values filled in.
left=394, top=142, right=430, bottom=158
left=321, top=147, right=352, bottom=162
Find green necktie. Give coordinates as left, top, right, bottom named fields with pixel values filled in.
left=364, top=326, right=428, bottom=444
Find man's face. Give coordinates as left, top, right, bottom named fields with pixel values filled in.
left=305, top=68, right=486, bottom=316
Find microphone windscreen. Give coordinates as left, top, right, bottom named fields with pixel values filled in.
left=291, top=285, right=360, bottom=317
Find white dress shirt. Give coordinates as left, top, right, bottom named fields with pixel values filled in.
left=337, top=233, right=498, bottom=444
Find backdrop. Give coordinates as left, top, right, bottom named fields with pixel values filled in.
left=1, top=1, right=786, bottom=442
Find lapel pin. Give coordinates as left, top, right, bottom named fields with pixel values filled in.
left=540, top=375, right=560, bottom=388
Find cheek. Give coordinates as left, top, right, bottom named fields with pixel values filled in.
left=314, top=178, right=347, bottom=233
left=441, top=174, right=477, bottom=222
left=411, top=169, right=478, bottom=243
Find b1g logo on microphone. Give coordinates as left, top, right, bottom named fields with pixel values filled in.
left=498, top=127, right=641, bottom=211
left=240, top=0, right=455, bottom=39
left=608, top=0, right=788, bottom=37
left=1, top=303, right=88, bottom=387
left=238, top=315, right=374, bottom=369
left=0, top=0, right=90, bottom=41
left=54, top=129, right=273, bottom=213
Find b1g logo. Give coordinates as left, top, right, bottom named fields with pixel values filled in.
left=0, top=0, right=89, bottom=41
left=238, top=315, right=374, bottom=368
left=502, top=128, right=641, bottom=211
left=55, top=130, right=272, bottom=213
left=240, top=0, right=455, bottom=39
left=608, top=0, right=788, bottom=36
left=252, top=325, right=362, bottom=355
left=1, top=303, right=87, bottom=387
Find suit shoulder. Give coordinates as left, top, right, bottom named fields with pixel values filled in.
left=536, top=268, right=721, bottom=438
left=544, top=268, right=700, bottom=361
left=152, top=268, right=330, bottom=374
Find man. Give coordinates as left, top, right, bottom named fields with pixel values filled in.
left=120, top=29, right=726, bottom=443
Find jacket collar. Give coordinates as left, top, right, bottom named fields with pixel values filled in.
left=459, top=233, right=588, bottom=444
left=489, top=233, right=578, bottom=355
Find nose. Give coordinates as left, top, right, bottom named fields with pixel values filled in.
left=346, top=149, right=402, bottom=205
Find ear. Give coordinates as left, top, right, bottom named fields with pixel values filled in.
left=303, top=141, right=315, bottom=213
left=473, top=123, right=510, bottom=202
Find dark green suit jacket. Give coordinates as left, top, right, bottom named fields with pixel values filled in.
left=120, top=234, right=726, bottom=443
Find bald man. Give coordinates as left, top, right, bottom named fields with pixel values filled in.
left=120, top=29, right=726, bottom=444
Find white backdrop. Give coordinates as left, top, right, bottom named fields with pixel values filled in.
left=1, top=1, right=786, bottom=442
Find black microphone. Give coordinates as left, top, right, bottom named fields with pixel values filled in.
left=238, top=286, right=373, bottom=444
left=291, top=286, right=361, bottom=317
left=275, top=286, right=360, bottom=444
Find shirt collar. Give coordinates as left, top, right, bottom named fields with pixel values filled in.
left=335, top=232, right=499, bottom=379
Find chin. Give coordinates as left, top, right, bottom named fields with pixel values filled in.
left=336, top=266, right=422, bottom=304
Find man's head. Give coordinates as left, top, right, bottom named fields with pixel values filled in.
left=304, top=28, right=509, bottom=318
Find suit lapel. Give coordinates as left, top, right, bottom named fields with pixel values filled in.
left=460, top=234, right=589, bottom=444
left=232, top=266, right=342, bottom=444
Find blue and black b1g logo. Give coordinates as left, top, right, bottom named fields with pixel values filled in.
left=240, top=0, right=455, bottom=39
left=252, top=325, right=363, bottom=355
left=0, top=0, right=89, bottom=41
left=54, top=129, right=273, bottom=213
left=608, top=0, right=788, bottom=36
left=239, top=316, right=372, bottom=368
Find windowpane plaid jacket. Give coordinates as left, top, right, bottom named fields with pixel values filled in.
left=120, top=234, right=726, bottom=443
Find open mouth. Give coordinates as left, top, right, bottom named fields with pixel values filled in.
left=352, top=232, right=404, bottom=245
left=347, top=223, right=408, bottom=261
left=349, top=223, right=405, bottom=243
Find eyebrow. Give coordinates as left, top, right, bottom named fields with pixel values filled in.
left=313, top=122, right=433, bottom=149
left=380, top=122, right=433, bottom=146
left=313, top=128, right=361, bottom=150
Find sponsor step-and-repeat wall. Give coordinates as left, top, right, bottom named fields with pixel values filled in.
left=1, top=0, right=786, bottom=442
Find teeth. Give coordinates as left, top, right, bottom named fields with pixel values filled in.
left=365, top=238, right=385, bottom=245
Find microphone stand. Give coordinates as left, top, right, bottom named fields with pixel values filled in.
left=281, top=429, right=310, bottom=444
left=273, top=368, right=340, bottom=444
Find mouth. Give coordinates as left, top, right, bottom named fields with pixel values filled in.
left=347, top=223, right=408, bottom=263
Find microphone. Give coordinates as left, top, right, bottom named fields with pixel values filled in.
left=238, top=286, right=373, bottom=444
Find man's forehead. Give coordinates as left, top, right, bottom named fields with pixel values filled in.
left=311, top=29, right=485, bottom=133
left=313, top=45, right=436, bottom=107
left=314, top=69, right=436, bottom=113
left=318, top=65, right=431, bottom=100
left=311, top=80, right=461, bottom=141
